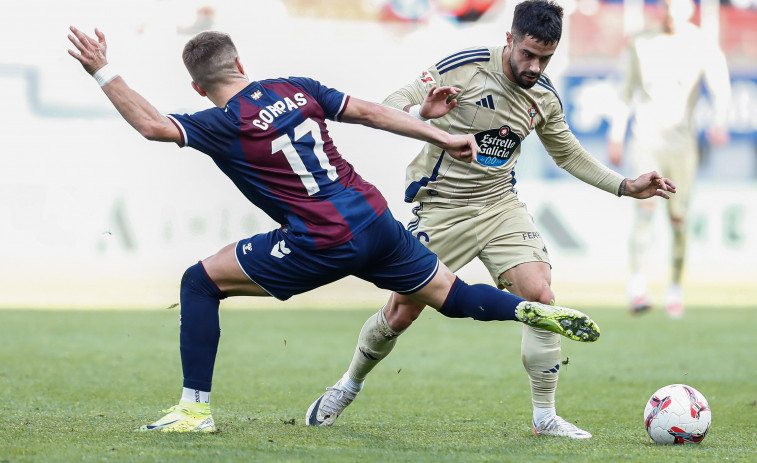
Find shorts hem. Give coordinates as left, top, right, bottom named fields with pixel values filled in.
left=395, top=258, right=440, bottom=295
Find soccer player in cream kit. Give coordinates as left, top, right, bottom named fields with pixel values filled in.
left=396, top=47, right=623, bottom=206
left=608, top=0, right=731, bottom=317
left=310, top=0, right=675, bottom=438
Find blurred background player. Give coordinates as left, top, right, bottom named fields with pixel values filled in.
left=308, top=0, right=674, bottom=439
left=67, top=25, right=604, bottom=433
left=608, top=0, right=731, bottom=317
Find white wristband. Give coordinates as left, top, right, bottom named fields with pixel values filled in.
left=408, top=104, right=428, bottom=121
left=93, top=64, right=119, bottom=87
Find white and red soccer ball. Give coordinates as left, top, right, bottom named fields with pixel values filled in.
left=644, top=384, right=711, bottom=444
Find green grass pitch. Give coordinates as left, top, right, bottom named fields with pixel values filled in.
left=1, top=305, right=755, bottom=462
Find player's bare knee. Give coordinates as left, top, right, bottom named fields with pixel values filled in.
left=670, top=216, right=686, bottom=231
left=384, top=297, right=423, bottom=332
left=385, top=306, right=421, bottom=331
left=539, top=288, right=555, bottom=305
left=517, top=284, right=554, bottom=305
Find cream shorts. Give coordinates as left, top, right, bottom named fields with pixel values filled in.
left=407, top=195, right=550, bottom=283
left=629, top=139, right=698, bottom=220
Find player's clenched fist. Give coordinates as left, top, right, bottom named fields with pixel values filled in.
left=444, top=133, right=479, bottom=164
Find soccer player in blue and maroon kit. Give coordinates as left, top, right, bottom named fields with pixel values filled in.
left=68, top=26, right=600, bottom=433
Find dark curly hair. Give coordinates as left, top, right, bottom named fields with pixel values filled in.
left=512, top=0, right=563, bottom=45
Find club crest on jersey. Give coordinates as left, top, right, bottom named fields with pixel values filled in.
left=419, top=70, right=436, bottom=85
left=474, top=125, right=521, bottom=167
left=528, top=104, right=538, bottom=129
left=251, top=90, right=263, bottom=100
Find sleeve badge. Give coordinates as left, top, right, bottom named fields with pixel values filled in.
left=419, top=70, right=436, bottom=85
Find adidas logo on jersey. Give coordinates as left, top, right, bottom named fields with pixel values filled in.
left=475, top=95, right=495, bottom=110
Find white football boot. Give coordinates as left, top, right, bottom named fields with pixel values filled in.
left=305, top=374, right=359, bottom=426
left=533, top=416, right=592, bottom=439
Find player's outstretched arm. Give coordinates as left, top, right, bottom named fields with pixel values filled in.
left=619, top=172, right=676, bottom=200
left=341, top=97, right=478, bottom=162
left=67, top=26, right=181, bottom=143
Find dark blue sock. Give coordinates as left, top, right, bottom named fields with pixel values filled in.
left=180, top=262, right=225, bottom=392
left=439, top=277, right=524, bottom=321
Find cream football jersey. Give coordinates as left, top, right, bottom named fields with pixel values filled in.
left=611, top=22, right=731, bottom=152
left=384, top=45, right=624, bottom=206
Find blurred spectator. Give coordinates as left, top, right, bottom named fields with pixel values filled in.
left=381, top=0, right=497, bottom=22
left=177, top=6, right=215, bottom=35
left=607, top=0, right=731, bottom=317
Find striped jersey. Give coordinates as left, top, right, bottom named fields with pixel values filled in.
left=384, top=45, right=624, bottom=205
left=168, top=77, right=388, bottom=250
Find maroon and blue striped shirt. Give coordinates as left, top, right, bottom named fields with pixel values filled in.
left=168, top=77, right=388, bottom=250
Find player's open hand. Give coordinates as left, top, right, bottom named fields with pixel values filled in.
left=623, top=171, right=676, bottom=199
left=68, top=26, right=108, bottom=75
left=444, top=133, right=479, bottom=163
left=419, top=86, right=461, bottom=120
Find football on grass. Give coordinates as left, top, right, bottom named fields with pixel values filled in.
left=643, top=384, right=711, bottom=444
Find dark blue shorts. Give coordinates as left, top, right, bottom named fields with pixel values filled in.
left=235, top=210, right=439, bottom=300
